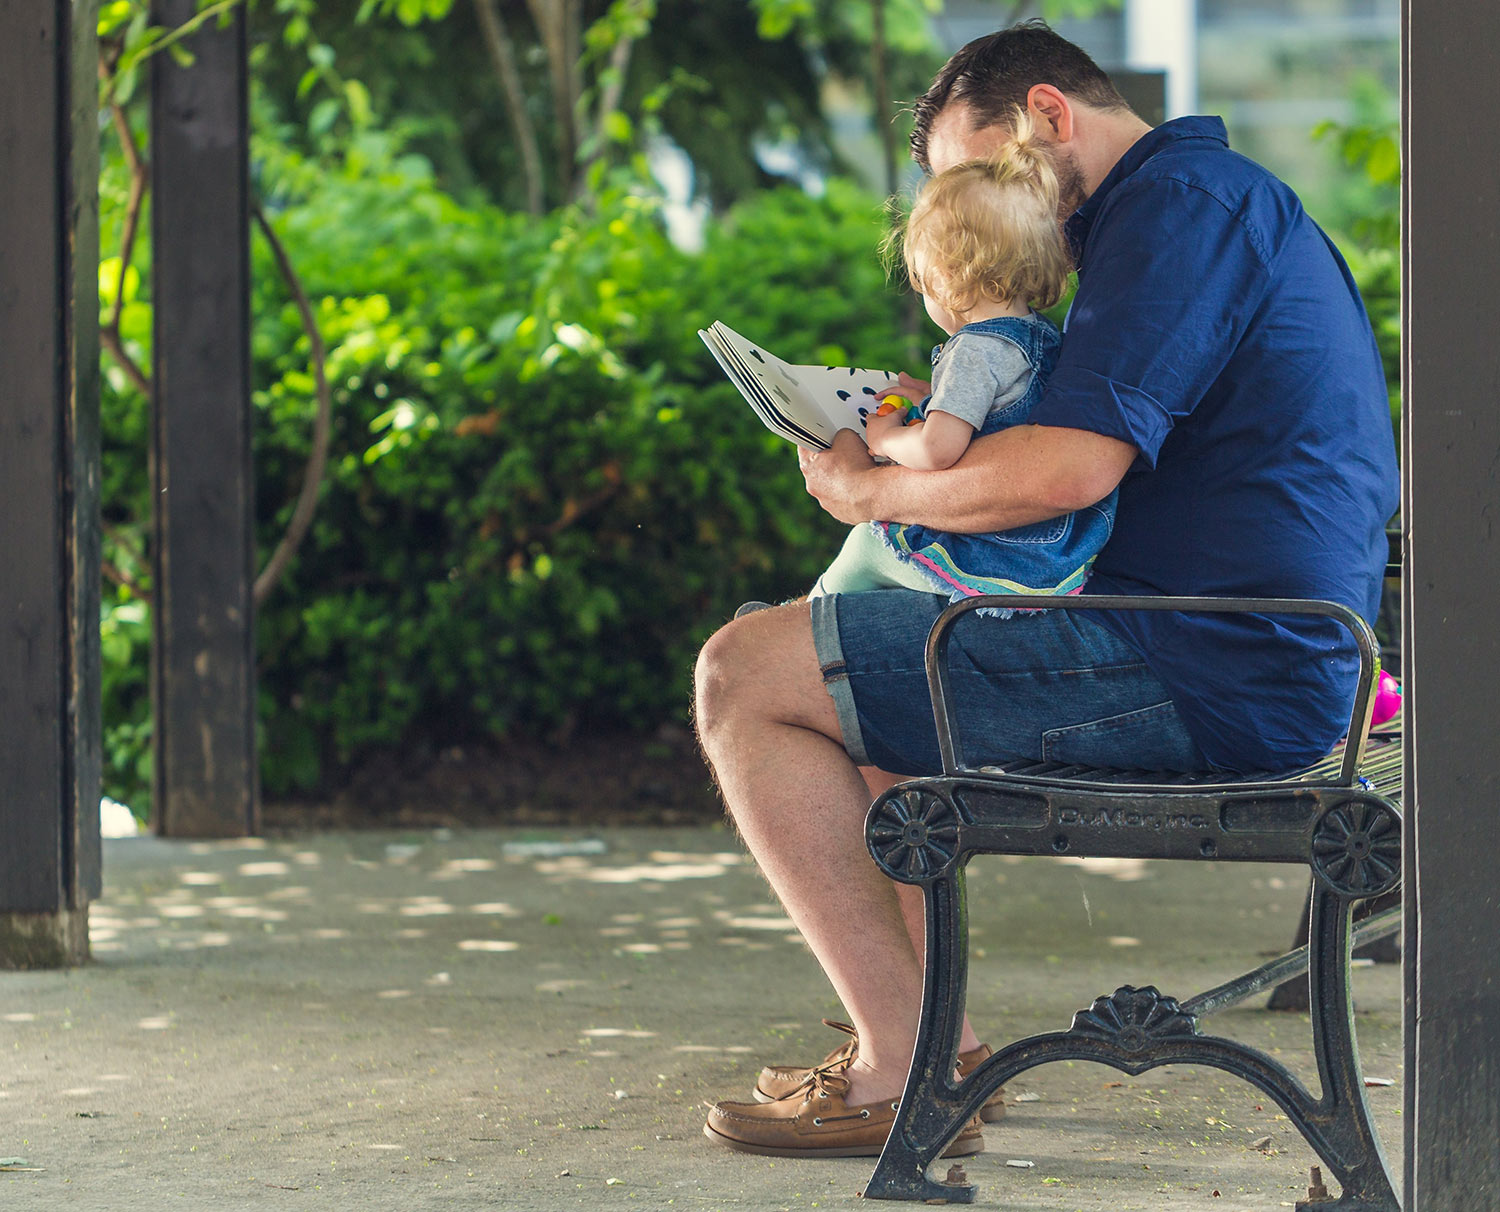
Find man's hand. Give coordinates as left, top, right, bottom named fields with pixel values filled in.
left=798, top=429, right=881, bottom=524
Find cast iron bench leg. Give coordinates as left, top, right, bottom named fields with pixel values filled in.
left=1270, top=882, right=1403, bottom=1011
left=1295, top=882, right=1401, bottom=1210
left=862, top=857, right=1400, bottom=1208
left=860, top=865, right=985, bottom=1203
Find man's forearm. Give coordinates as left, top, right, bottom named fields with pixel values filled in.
left=858, top=425, right=1134, bottom=534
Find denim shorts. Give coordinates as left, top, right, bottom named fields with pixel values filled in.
left=809, top=589, right=1210, bottom=776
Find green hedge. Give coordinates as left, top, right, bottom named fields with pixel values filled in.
left=101, top=139, right=920, bottom=808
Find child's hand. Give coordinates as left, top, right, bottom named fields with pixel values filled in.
left=876, top=372, right=932, bottom=407
left=863, top=405, right=911, bottom=457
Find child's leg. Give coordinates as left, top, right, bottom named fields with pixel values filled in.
left=811, top=525, right=941, bottom=597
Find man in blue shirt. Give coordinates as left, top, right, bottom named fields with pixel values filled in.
left=694, top=23, right=1399, bottom=1157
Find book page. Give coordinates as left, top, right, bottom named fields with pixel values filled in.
left=700, top=327, right=824, bottom=446
left=700, top=323, right=897, bottom=449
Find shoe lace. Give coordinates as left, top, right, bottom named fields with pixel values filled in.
left=816, top=1019, right=858, bottom=1067
left=799, top=1054, right=855, bottom=1100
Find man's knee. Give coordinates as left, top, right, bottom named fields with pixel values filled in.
left=693, top=619, right=754, bottom=750
left=694, top=604, right=829, bottom=752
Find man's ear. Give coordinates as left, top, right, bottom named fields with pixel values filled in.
left=1026, top=84, right=1075, bottom=143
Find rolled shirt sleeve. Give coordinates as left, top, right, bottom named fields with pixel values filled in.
left=1032, top=177, right=1273, bottom=467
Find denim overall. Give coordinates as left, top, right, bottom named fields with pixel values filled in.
left=876, top=313, right=1118, bottom=602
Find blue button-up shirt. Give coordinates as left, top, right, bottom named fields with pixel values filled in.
left=1030, top=117, right=1400, bottom=771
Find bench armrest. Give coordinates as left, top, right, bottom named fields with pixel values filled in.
left=923, top=594, right=1382, bottom=786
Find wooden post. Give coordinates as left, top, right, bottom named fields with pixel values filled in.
left=1403, top=0, right=1500, bottom=1204
left=149, top=0, right=258, bottom=836
left=0, top=0, right=102, bottom=967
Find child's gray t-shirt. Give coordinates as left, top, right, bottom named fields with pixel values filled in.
left=924, top=331, right=1032, bottom=429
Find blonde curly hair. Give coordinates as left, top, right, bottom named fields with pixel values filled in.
left=890, top=109, right=1073, bottom=316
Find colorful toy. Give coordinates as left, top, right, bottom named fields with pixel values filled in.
left=1371, top=670, right=1402, bottom=726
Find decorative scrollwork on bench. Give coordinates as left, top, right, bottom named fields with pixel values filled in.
left=868, top=789, right=962, bottom=883
left=1311, top=800, right=1402, bottom=898
left=1069, top=985, right=1200, bottom=1053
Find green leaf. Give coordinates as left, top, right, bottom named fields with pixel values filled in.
left=345, top=78, right=373, bottom=127
left=752, top=0, right=812, bottom=39
left=1365, top=136, right=1401, bottom=187
left=98, top=258, right=142, bottom=308
left=1040, top=0, right=1123, bottom=19
left=308, top=97, right=341, bottom=137
left=97, top=1, right=136, bottom=38
left=603, top=110, right=633, bottom=144
left=114, top=64, right=139, bottom=105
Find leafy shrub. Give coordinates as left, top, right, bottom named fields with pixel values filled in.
left=102, top=133, right=917, bottom=807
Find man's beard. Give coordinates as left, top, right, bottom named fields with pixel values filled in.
left=1053, top=148, right=1089, bottom=217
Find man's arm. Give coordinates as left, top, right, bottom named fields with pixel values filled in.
left=798, top=423, right=1135, bottom=531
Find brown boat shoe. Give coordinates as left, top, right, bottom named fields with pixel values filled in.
left=706, top=1064, right=985, bottom=1158
left=754, top=1020, right=1007, bottom=1123
left=754, top=1020, right=860, bottom=1099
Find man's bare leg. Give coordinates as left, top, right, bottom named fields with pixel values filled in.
left=696, top=602, right=975, bottom=1105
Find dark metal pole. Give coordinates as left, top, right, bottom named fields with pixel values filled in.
left=1403, top=0, right=1500, bottom=1204
left=0, top=0, right=103, bottom=967
left=149, top=0, right=258, bottom=836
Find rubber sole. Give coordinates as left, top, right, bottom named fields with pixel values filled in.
left=703, top=1121, right=985, bottom=1159
left=752, top=1086, right=1007, bottom=1122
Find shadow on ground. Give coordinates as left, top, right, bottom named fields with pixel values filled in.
left=261, top=727, right=721, bottom=832
left=1, top=827, right=1402, bottom=1211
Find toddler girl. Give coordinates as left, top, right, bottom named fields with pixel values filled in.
left=811, top=111, right=1116, bottom=605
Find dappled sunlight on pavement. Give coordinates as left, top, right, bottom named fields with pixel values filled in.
left=0, top=827, right=1402, bottom=1210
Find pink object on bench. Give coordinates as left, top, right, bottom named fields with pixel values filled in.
left=1372, top=671, right=1402, bottom=726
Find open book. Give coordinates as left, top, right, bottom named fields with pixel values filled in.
left=699, top=321, right=899, bottom=450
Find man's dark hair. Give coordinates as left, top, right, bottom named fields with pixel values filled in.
left=910, top=21, right=1132, bottom=173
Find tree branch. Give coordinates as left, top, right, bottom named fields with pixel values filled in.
left=102, top=560, right=150, bottom=600
left=100, top=326, right=154, bottom=398
left=597, top=32, right=634, bottom=127
left=525, top=0, right=580, bottom=192
left=108, top=102, right=149, bottom=332
left=103, top=0, right=246, bottom=104
left=101, top=520, right=152, bottom=603
left=472, top=0, right=545, bottom=213
left=251, top=204, right=334, bottom=608
left=871, top=0, right=897, bottom=199
left=575, top=28, right=636, bottom=196
left=98, top=55, right=153, bottom=392
left=564, top=0, right=584, bottom=147
left=539, top=472, right=622, bottom=540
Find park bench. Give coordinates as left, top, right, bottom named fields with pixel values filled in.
left=860, top=588, right=1403, bottom=1210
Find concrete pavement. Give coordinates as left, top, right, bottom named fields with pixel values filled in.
left=0, top=825, right=1402, bottom=1210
